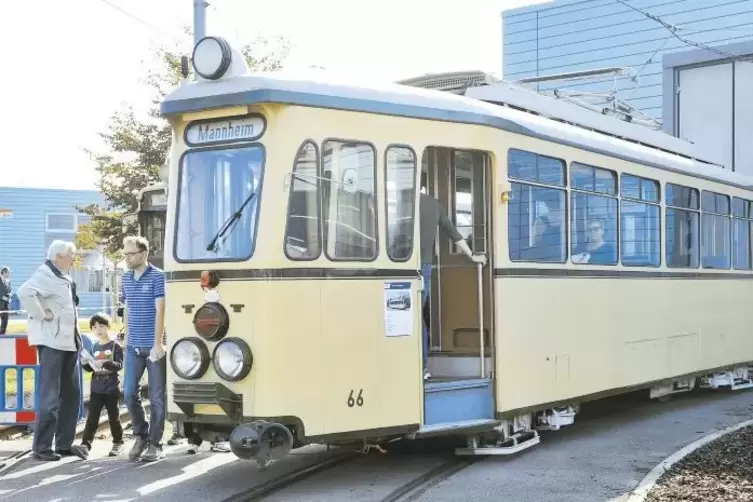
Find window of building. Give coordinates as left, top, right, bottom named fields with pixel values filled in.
left=666, top=182, right=700, bottom=268
left=385, top=146, right=416, bottom=262
left=732, top=197, right=752, bottom=270
left=701, top=190, right=731, bottom=269
left=46, top=213, right=76, bottom=232
left=620, top=174, right=660, bottom=267
left=322, top=140, right=377, bottom=261
left=508, top=149, right=567, bottom=263
left=284, top=141, right=321, bottom=260
left=570, top=163, right=618, bottom=265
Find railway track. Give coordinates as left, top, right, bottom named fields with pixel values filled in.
left=217, top=389, right=677, bottom=502
left=0, top=389, right=150, bottom=477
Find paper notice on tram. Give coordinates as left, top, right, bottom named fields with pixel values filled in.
left=384, top=281, right=413, bottom=337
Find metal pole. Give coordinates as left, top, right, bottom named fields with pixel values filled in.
left=193, top=0, right=207, bottom=47
left=477, top=262, right=485, bottom=378
left=100, top=244, right=107, bottom=316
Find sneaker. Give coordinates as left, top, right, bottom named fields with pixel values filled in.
left=167, top=434, right=183, bottom=446
left=129, top=437, right=148, bottom=461
left=109, top=443, right=124, bottom=457
left=423, top=367, right=431, bottom=380
left=33, top=451, right=61, bottom=462
left=210, top=442, right=231, bottom=453
left=141, top=444, right=165, bottom=462
left=70, top=444, right=89, bottom=460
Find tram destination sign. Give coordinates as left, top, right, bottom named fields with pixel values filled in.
left=185, top=115, right=266, bottom=146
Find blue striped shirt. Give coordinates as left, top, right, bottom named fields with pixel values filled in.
left=119, top=264, right=165, bottom=348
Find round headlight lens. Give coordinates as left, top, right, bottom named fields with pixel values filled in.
left=212, top=338, right=252, bottom=381
left=170, top=337, right=209, bottom=380
left=192, top=36, right=232, bottom=80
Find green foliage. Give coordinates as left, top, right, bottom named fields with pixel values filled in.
left=77, top=31, right=292, bottom=259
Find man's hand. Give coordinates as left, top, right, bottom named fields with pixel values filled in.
left=43, top=309, right=54, bottom=321
left=471, top=254, right=487, bottom=266
left=149, top=344, right=166, bottom=362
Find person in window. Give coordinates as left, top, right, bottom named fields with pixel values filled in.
left=529, top=215, right=561, bottom=261
left=420, top=180, right=486, bottom=380
left=0, top=267, right=10, bottom=335
left=572, top=218, right=614, bottom=265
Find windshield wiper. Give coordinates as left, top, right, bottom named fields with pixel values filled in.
left=206, top=190, right=257, bottom=252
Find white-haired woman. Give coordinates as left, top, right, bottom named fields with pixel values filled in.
left=17, top=240, right=86, bottom=461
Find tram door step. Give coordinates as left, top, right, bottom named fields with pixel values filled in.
left=423, top=378, right=494, bottom=426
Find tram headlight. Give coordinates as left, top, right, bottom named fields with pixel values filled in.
left=212, top=338, right=252, bottom=381
left=170, top=337, right=210, bottom=380
left=193, top=302, right=229, bottom=341
left=192, top=36, right=232, bottom=80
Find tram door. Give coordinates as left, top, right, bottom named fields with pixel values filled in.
left=422, top=147, right=493, bottom=382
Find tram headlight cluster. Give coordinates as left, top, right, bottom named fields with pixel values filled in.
left=171, top=336, right=253, bottom=381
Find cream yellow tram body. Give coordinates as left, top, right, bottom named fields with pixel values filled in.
left=160, top=36, right=753, bottom=463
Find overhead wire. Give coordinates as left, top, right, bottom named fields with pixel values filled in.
left=98, top=0, right=190, bottom=50
left=613, top=0, right=751, bottom=61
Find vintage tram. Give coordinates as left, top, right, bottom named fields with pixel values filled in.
left=159, top=36, right=753, bottom=466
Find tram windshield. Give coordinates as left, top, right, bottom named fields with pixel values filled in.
left=175, top=146, right=264, bottom=261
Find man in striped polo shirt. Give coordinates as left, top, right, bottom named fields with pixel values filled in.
left=119, top=236, right=167, bottom=462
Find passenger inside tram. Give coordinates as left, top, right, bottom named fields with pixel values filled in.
left=419, top=176, right=486, bottom=380
left=572, top=217, right=615, bottom=265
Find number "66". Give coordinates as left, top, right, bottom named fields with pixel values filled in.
left=347, top=389, right=364, bottom=407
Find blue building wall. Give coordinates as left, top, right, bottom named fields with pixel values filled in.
left=502, top=0, right=753, bottom=120
left=0, top=186, right=106, bottom=316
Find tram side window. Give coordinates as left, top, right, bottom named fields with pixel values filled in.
left=665, top=183, right=700, bottom=268
left=322, top=140, right=378, bottom=260
left=507, top=149, right=567, bottom=263
left=570, top=163, right=618, bottom=266
left=284, top=141, right=321, bottom=260
left=385, top=146, right=416, bottom=261
left=701, top=191, right=731, bottom=269
left=732, top=198, right=753, bottom=270
left=620, top=174, right=660, bottom=267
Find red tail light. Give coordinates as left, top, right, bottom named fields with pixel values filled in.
left=192, top=302, right=229, bottom=341
left=200, top=270, right=220, bottom=290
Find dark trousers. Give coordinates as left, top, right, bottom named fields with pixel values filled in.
left=81, top=392, right=123, bottom=446
left=33, top=346, right=81, bottom=454
left=0, top=302, right=8, bottom=334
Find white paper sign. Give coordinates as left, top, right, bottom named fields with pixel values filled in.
left=383, top=281, right=413, bottom=337
left=185, top=116, right=265, bottom=145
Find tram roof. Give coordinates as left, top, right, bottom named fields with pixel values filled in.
left=161, top=71, right=753, bottom=191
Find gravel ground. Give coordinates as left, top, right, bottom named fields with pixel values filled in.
left=645, top=424, right=753, bottom=502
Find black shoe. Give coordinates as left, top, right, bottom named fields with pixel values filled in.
left=70, top=445, right=89, bottom=460
left=55, top=449, right=76, bottom=457
left=33, top=451, right=62, bottom=461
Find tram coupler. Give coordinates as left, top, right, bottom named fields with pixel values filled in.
left=229, top=420, right=294, bottom=466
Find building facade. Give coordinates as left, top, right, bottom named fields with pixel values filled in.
left=0, top=187, right=116, bottom=316
left=502, top=0, right=753, bottom=122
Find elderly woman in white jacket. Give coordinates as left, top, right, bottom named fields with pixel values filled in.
left=17, top=240, right=86, bottom=462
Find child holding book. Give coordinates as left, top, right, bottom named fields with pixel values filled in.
left=71, top=313, right=125, bottom=459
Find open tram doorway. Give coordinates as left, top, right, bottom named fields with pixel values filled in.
left=419, top=146, right=496, bottom=430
